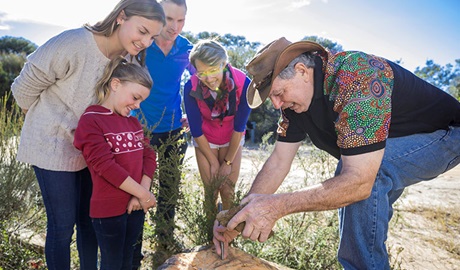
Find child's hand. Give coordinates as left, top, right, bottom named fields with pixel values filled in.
left=139, top=192, right=157, bottom=213
left=180, top=115, right=189, bottom=132
left=127, top=196, right=142, bottom=214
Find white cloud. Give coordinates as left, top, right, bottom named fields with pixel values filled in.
left=290, top=0, right=312, bottom=9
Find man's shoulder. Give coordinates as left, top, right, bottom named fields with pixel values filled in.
left=176, top=35, right=194, bottom=48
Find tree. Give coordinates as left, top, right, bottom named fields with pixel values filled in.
left=220, top=33, right=260, bottom=71
left=0, top=36, right=37, bottom=109
left=0, top=36, right=37, bottom=55
left=414, top=59, right=460, bottom=100
left=0, top=53, right=26, bottom=98
left=446, top=59, right=460, bottom=100
left=301, top=35, right=343, bottom=54
left=414, top=60, right=452, bottom=89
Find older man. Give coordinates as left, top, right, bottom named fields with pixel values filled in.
left=213, top=37, right=460, bottom=269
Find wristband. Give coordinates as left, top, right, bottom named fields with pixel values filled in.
left=145, top=193, right=152, bottom=203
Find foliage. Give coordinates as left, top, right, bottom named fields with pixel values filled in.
left=0, top=94, right=41, bottom=222
left=234, top=211, right=340, bottom=269
left=302, top=35, right=344, bottom=54
left=414, top=59, right=458, bottom=91
left=414, top=59, right=460, bottom=100
left=451, top=60, right=460, bottom=100
left=0, top=53, right=28, bottom=109
left=248, top=103, right=280, bottom=144
left=165, top=133, right=342, bottom=269
left=0, top=94, right=45, bottom=269
left=0, top=36, right=35, bottom=109
left=0, top=36, right=37, bottom=55
left=0, top=223, right=46, bottom=270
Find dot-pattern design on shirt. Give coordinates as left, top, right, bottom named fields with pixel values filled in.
left=104, top=130, right=144, bottom=154
left=324, top=51, right=394, bottom=149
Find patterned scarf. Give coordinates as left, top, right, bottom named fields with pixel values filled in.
left=199, top=67, right=236, bottom=121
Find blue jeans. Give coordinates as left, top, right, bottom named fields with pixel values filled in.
left=33, top=167, right=98, bottom=270
left=336, top=126, right=460, bottom=270
left=92, top=210, right=145, bottom=270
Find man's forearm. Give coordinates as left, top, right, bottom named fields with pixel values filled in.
left=249, top=141, right=301, bottom=195
left=249, top=155, right=289, bottom=194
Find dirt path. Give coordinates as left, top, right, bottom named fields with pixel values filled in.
left=387, top=166, right=460, bottom=270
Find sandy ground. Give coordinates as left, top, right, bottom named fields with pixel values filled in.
left=387, top=166, right=460, bottom=270
left=183, top=145, right=460, bottom=270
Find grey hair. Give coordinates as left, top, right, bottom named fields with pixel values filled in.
left=189, top=39, right=228, bottom=67
left=278, top=53, right=316, bottom=80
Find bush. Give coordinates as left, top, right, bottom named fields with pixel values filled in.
left=0, top=94, right=45, bottom=269
left=142, top=132, right=342, bottom=269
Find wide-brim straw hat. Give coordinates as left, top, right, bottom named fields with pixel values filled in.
left=246, top=37, right=326, bottom=108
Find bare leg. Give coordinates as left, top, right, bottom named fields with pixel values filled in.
left=217, top=146, right=242, bottom=210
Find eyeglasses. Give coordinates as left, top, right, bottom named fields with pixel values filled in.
left=196, top=64, right=224, bottom=80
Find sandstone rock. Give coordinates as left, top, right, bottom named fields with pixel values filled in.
left=157, top=245, right=293, bottom=270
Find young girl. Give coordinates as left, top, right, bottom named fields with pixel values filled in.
left=184, top=39, right=252, bottom=241
left=74, top=56, right=157, bottom=270
left=11, top=1, right=165, bottom=269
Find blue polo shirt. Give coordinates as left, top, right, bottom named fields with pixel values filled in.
left=136, top=35, right=195, bottom=133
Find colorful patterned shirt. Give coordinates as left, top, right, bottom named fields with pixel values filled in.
left=278, top=51, right=460, bottom=159
left=325, top=51, right=393, bottom=150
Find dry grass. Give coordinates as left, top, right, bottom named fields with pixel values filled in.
left=406, top=206, right=460, bottom=258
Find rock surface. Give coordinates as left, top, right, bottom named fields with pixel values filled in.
left=157, top=245, right=293, bottom=270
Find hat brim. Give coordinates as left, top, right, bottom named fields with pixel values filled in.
left=247, top=40, right=326, bottom=109
left=247, top=79, right=265, bottom=109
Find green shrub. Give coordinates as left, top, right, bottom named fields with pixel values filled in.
left=0, top=94, right=45, bottom=269
left=147, top=131, right=343, bottom=269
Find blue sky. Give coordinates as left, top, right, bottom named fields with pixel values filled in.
left=1, top=0, right=459, bottom=72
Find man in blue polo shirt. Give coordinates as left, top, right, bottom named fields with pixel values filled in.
left=132, top=0, right=194, bottom=268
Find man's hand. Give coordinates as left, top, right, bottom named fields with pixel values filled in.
left=213, top=220, right=239, bottom=259
left=227, top=194, right=281, bottom=242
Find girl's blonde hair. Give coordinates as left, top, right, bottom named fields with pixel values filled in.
left=95, top=56, right=153, bottom=105
left=85, top=0, right=165, bottom=66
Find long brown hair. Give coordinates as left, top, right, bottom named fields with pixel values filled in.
left=85, top=0, right=165, bottom=65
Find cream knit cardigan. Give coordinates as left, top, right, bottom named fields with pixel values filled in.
left=12, top=28, right=110, bottom=171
